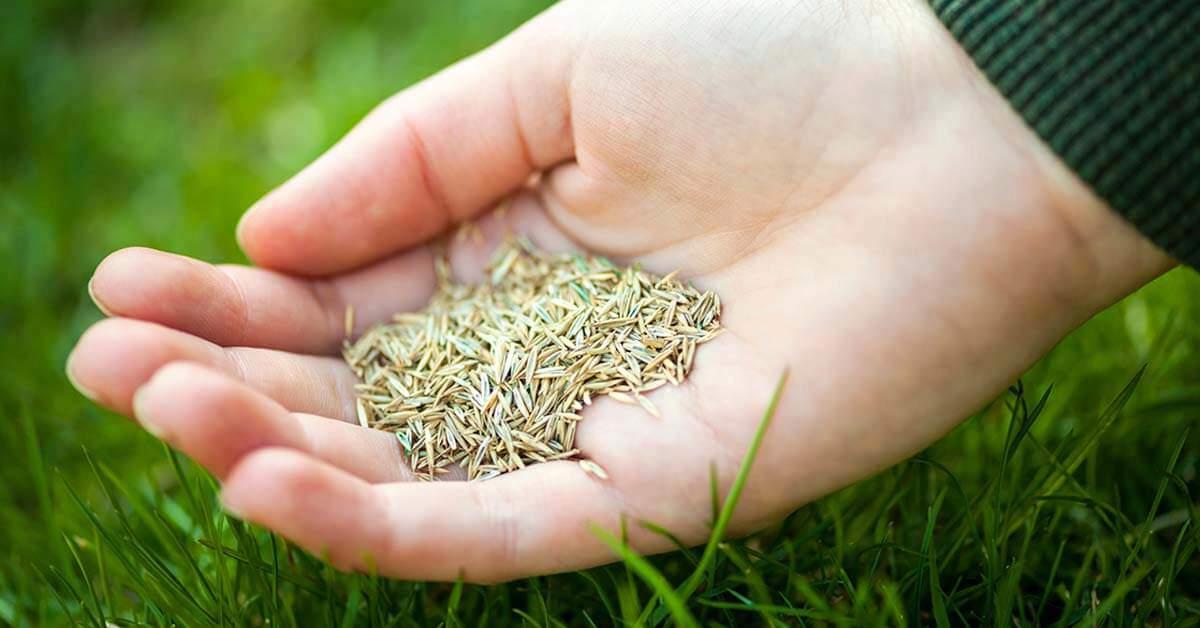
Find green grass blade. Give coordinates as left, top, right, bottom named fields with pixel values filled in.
left=576, top=571, right=618, bottom=623
left=339, top=576, right=363, bottom=628
left=920, top=494, right=950, bottom=628
left=637, top=520, right=699, bottom=566
left=1120, top=427, right=1190, bottom=578
left=717, top=543, right=778, bottom=626
left=592, top=525, right=698, bottom=628
left=679, top=369, right=789, bottom=602
left=1038, top=367, right=1145, bottom=498
left=60, top=533, right=104, bottom=627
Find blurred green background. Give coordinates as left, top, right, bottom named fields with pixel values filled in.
left=1, top=1, right=1197, bottom=625
left=0, top=0, right=551, bottom=621
left=0, top=0, right=549, bottom=498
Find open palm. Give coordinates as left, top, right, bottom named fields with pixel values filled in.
left=67, top=0, right=1169, bottom=582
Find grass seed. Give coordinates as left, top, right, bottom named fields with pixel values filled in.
left=344, top=237, right=722, bottom=481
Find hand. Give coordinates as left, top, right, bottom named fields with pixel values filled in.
left=67, top=0, right=1171, bottom=582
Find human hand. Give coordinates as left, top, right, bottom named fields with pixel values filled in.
left=67, top=0, right=1172, bottom=582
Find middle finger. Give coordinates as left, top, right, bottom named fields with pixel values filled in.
left=68, top=317, right=359, bottom=420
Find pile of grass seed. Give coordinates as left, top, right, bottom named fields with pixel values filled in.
left=344, top=237, right=723, bottom=481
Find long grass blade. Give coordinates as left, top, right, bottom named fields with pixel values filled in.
left=591, top=525, right=699, bottom=628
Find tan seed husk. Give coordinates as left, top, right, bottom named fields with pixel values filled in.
left=344, top=237, right=722, bottom=481
left=579, top=459, right=610, bottom=481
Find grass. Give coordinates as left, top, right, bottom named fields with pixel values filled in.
left=2, top=0, right=1199, bottom=625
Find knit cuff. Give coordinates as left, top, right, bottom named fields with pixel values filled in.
left=927, top=1, right=1199, bottom=268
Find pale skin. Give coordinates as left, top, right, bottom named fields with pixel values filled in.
left=66, top=0, right=1172, bottom=583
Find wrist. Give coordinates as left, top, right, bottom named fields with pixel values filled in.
left=904, top=0, right=1175, bottom=314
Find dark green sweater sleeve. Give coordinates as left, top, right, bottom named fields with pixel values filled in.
left=927, top=1, right=1199, bottom=268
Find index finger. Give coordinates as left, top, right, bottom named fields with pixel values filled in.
left=237, top=5, right=577, bottom=276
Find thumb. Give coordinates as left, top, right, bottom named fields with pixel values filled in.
left=237, top=4, right=578, bottom=276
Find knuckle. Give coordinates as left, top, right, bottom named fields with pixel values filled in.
left=469, top=484, right=521, bottom=582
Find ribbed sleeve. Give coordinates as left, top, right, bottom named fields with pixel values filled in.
left=927, top=1, right=1199, bottom=268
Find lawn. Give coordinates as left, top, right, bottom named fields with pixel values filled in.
left=2, top=1, right=1198, bottom=625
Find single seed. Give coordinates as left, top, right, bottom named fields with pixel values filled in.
left=635, top=393, right=661, bottom=418
left=355, top=398, right=370, bottom=429
left=579, top=459, right=610, bottom=480
left=607, top=391, right=636, bottom=405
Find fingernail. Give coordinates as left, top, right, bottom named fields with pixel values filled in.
left=131, top=386, right=169, bottom=439
left=87, top=278, right=115, bottom=316
left=235, top=203, right=259, bottom=253
left=65, top=356, right=99, bottom=403
left=219, top=493, right=246, bottom=520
